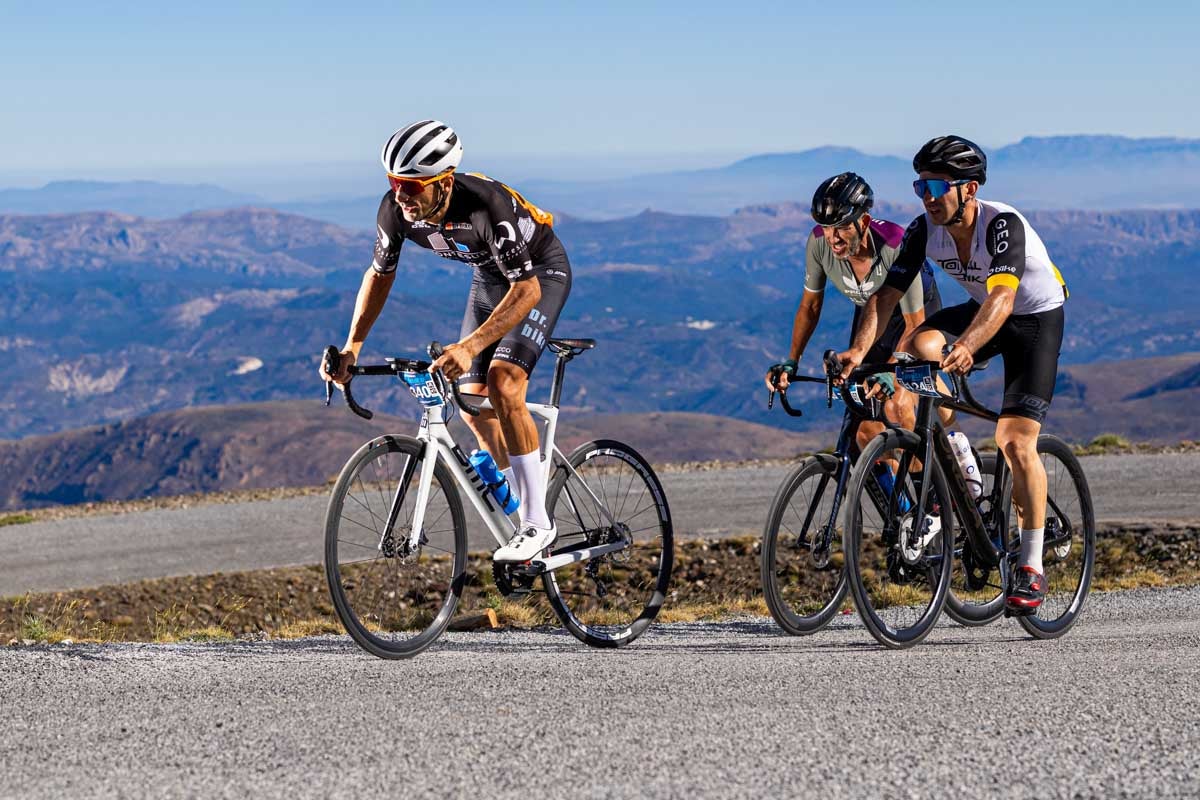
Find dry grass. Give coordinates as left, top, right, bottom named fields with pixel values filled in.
left=657, top=596, right=769, bottom=623
left=273, top=619, right=344, bottom=638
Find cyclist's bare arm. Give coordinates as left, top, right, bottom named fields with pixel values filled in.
left=322, top=267, right=396, bottom=384
left=838, top=285, right=903, bottom=378
left=432, top=277, right=542, bottom=381
left=942, top=285, right=1016, bottom=373
left=766, top=291, right=823, bottom=390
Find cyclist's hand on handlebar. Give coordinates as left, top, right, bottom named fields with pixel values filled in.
left=320, top=348, right=356, bottom=385
left=430, top=341, right=474, bottom=381
left=865, top=372, right=897, bottom=400
left=835, top=348, right=864, bottom=385
left=940, top=342, right=974, bottom=375
left=764, top=359, right=796, bottom=391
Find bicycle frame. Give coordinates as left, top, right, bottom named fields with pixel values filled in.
left=399, top=392, right=629, bottom=574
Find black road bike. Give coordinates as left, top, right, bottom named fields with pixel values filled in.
left=840, top=356, right=1096, bottom=649
left=759, top=353, right=955, bottom=636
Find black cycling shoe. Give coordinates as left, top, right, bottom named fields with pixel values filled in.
left=1006, top=566, right=1046, bottom=616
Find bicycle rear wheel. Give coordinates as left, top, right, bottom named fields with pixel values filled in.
left=1016, top=435, right=1096, bottom=639
left=760, top=456, right=849, bottom=635
left=543, top=439, right=673, bottom=648
left=324, top=435, right=467, bottom=659
left=843, top=430, right=954, bottom=649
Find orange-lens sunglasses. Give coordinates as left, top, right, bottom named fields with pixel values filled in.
left=387, top=169, right=453, bottom=196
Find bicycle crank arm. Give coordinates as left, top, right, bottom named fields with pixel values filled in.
left=516, top=540, right=630, bottom=575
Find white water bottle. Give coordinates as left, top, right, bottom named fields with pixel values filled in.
left=947, top=431, right=983, bottom=499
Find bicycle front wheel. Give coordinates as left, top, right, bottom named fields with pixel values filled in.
left=324, top=435, right=467, bottom=659
left=543, top=439, right=674, bottom=648
left=843, top=430, right=954, bottom=649
left=1016, top=435, right=1096, bottom=639
left=760, top=456, right=849, bottom=635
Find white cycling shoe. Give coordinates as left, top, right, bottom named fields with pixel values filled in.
left=493, top=525, right=557, bottom=562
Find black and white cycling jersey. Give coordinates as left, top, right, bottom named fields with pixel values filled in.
left=884, top=199, right=1067, bottom=315
left=371, top=172, right=564, bottom=284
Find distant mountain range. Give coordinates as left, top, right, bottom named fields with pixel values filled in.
left=3, top=135, right=1200, bottom=226
left=0, top=180, right=261, bottom=218
left=3, top=202, right=1199, bottom=442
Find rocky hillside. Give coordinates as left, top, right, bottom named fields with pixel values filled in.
left=0, top=403, right=824, bottom=510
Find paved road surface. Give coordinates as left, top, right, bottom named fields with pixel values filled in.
left=2, top=586, right=1198, bottom=799
left=4, top=453, right=1198, bottom=595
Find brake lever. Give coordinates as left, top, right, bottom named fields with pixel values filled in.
left=322, top=345, right=339, bottom=406
left=822, top=349, right=841, bottom=408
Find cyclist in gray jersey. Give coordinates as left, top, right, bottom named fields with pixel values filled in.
left=768, top=173, right=941, bottom=453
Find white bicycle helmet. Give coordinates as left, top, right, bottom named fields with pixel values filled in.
left=381, top=120, right=463, bottom=177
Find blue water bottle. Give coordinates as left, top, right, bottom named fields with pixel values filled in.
left=873, top=462, right=912, bottom=513
left=468, top=449, right=520, bottom=514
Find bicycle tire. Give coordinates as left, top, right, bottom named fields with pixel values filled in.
left=843, top=429, right=954, bottom=649
left=324, top=435, right=468, bottom=659
left=1016, top=435, right=1096, bottom=639
left=542, top=439, right=674, bottom=648
left=760, top=456, right=850, bottom=635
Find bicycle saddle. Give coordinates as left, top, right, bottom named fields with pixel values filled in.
left=548, top=337, right=596, bottom=352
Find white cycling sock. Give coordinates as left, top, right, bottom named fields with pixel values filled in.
left=509, top=450, right=551, bottom=530
left=1019, top=527, right=1045, bottom=574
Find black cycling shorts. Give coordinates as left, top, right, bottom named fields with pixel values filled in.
left=923, top=300, right=1065, bottom=422
left=851, top=274, right=942, bottom=363
left=458, top=242, right=572, bottom=384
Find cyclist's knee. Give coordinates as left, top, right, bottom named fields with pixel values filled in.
left=486, top=363, right=528, bottom=409
left=995, top=417, right=1040, bottom=466
left=911, top=328, right=947, bottom=360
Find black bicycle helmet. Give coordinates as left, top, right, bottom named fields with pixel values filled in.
left=811, top=172, right=874, bottom=227
left=913, top=135, right=987, bottom=184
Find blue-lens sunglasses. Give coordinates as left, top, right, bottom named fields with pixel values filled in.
left=913, top=178, right=970, bottom=200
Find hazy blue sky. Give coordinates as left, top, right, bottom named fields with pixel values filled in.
left=3, top=0, right=1198, bottom=189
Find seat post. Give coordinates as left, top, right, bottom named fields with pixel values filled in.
left=549, top=351, right=571, bottom=407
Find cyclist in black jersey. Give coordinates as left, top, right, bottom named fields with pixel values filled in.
left=838, top=136, right=1067, bottom=614
left=320, top=120, right=571, bottom=562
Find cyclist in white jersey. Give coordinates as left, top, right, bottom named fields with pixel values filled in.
left=838, top=136, right=1068, bottom=614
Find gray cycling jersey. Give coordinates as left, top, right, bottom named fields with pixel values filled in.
left=804, top=218, right=927, bottom=314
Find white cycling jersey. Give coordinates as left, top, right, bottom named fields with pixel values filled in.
left=884, top=199, right=1067, bottom=315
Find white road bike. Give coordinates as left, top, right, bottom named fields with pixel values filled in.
left=320, top=339, right=674, bottom=659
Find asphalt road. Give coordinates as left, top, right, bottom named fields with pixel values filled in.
left=4, top=453, right=1199, bottom=596
left=2, top=586, right=1198, bottom=799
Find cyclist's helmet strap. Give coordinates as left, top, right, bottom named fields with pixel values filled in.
left=811, top=172, right=874, bottom=227
left=912, top=135, right=988, bottom=185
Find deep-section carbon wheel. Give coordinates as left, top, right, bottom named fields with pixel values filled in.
left=760, top=456, right=849, bottom=635
left=1016, top=435, right=1096, bottom=639
left=543, top=439, right=673, bottom=648
left=324, top=435, right=467, bottom=659
left=843, top=430, right=954, bottom=649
